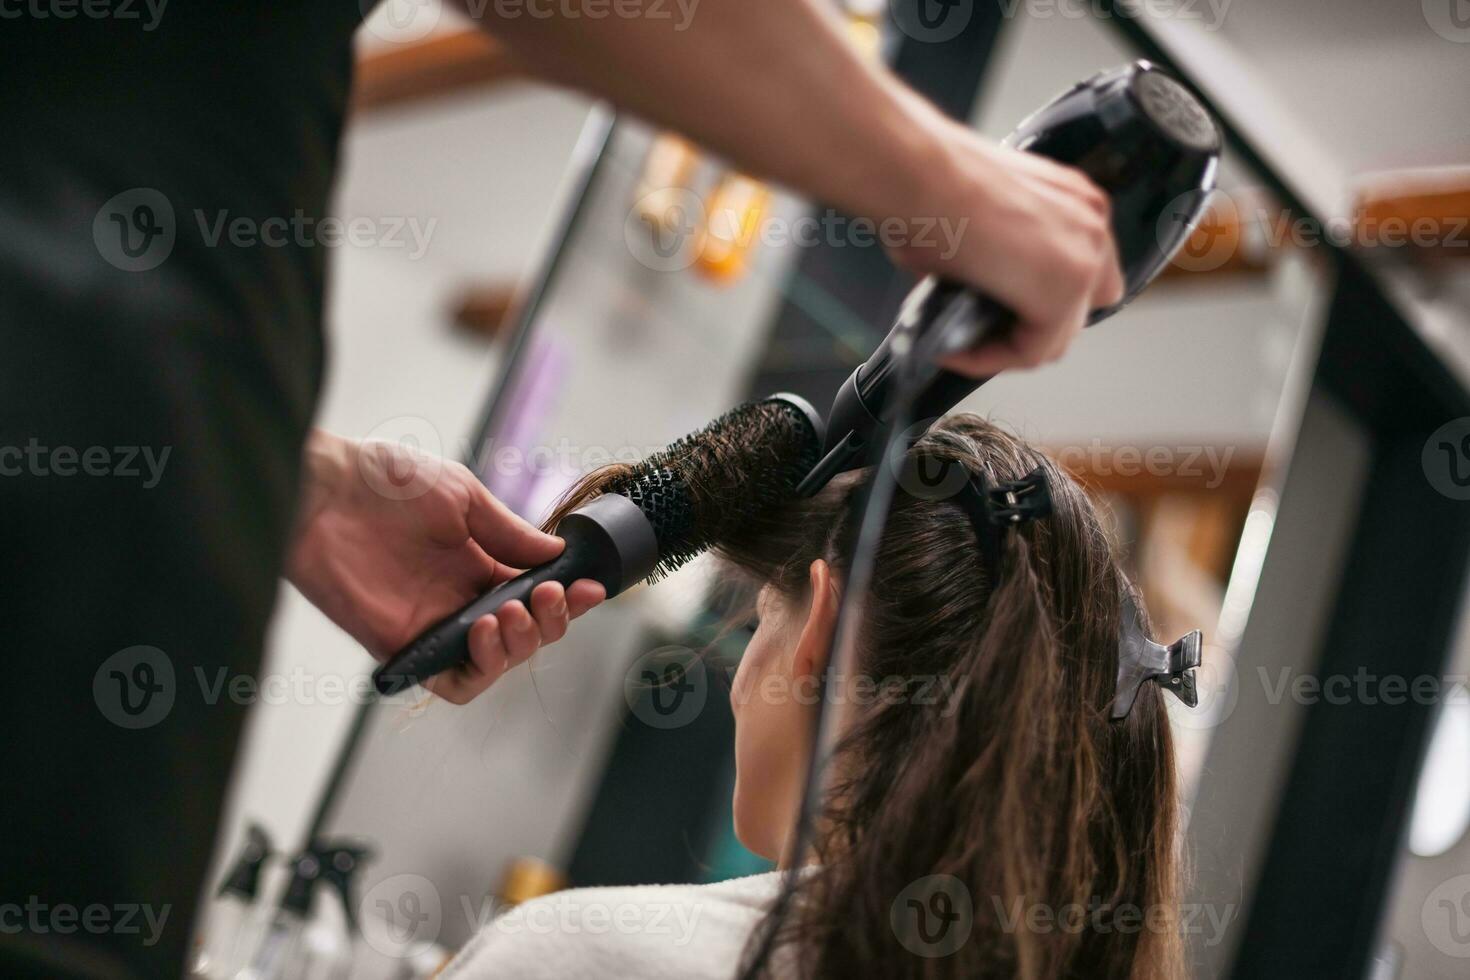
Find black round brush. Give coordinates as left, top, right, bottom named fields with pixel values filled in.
left=373, top=393, right=825, bottom=695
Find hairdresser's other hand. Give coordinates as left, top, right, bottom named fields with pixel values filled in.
left=886, top=116, right=1125, bottom=378
left=286, top=430, right=606, bottom=704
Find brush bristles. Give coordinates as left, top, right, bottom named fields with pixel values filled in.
left=604, top=398, right=822, bottom=581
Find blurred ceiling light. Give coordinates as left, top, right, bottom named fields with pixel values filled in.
left=1407, top=698, right=1470, bottom=858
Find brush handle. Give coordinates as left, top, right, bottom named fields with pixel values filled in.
left=372, top=494, right=658, bottom=696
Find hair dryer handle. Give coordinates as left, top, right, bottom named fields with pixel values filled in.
left=905, top=280, right=1016, bottom=366
left=795, top=280, right=1013, bottom=495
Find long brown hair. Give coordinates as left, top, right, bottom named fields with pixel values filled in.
left=549, top=414, right=1184, bottom=979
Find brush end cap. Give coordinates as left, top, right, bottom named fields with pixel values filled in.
left=765, top=391, right=826, bottom=451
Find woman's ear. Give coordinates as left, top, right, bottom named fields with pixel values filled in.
left=793, top=559, right=840, bottom=681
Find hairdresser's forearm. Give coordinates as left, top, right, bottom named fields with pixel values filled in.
left=291, top=429, right=350, bottom=542
left=457, top=0, right=945, bottom=221
left=458, top=0, right=1124, bottom=376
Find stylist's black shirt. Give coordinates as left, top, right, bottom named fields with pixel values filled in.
left=1, top=7, right=364, bottom=977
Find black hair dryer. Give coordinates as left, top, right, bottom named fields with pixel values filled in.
left=798, top=60, right=1221, bottom=494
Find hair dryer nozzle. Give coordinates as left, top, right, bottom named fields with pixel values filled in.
left=799, top=60, right=1220, bottom=494
left=1010, top=60, right=1219, bottom=317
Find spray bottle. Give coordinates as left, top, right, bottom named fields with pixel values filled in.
left=239, top=838, right=373, bottom=980
left=190, top=824, right=273, bottom=978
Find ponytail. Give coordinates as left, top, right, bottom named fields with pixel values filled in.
left=730, top=418, right=1182, bottom=980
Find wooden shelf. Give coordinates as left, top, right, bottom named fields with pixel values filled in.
left=353, top=31, right=522, bottom=114
left=350, top=33, right=1468, bottom=279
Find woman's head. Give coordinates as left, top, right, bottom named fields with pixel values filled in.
left=551, top=413, right=1183, bottom=978
left=715, top=414, right=1183, bottom=979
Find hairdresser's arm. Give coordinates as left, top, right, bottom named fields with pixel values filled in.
left=454, top=0, right=1123, bottom=375
left=286, top=430, right=605, bottom=703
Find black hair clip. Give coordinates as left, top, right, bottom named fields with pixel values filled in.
left=950, top=470, right=1202, bottom=721
left=1111, top=587, right=1203, bottom=720
left=954, top=465, right=1054, bottom=584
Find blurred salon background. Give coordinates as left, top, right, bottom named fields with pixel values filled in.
left=198, top=2, right=1470, bottom=977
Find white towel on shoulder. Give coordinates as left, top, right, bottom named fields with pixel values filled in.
left=439, top=870, right=786, bottom=980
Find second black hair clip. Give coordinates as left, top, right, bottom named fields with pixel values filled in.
left=1112, top=588, right=1203, bottom=721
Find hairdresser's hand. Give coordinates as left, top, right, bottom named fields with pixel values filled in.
left=886, top=116, right=1125, bottom=377
left=286, top=431, right=606, bottom=703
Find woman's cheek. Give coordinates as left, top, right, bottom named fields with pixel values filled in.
left=731, top=638, right=763, bottom=716
left=732, top=624, right=779, bottom=718
left=730, top=657, right=751, bottom=717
